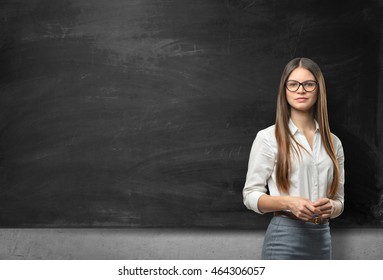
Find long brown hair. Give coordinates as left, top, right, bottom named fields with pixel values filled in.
left=275, top=57, right=340, bottom=198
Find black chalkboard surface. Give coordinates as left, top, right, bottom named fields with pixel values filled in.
left=0, top=0, right=382, bottom=228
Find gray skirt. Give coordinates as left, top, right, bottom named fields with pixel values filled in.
left=261, top=216, right=332, bottom=260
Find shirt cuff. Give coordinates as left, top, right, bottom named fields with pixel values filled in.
left=330, top=199, right=344, bottom=219
left=244, top=192, right=266, bottom=214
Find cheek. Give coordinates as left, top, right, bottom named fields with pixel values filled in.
left=285, top=92, right=294, bottom=105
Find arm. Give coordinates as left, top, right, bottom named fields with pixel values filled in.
left=313, top=137, right=345, bottom=219
left=243, top=130, right=274, bottom=214
left=331, top=139, right=345, bottom=218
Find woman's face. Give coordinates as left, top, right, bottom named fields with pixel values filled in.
left=285, top=67, right=318, bottom=114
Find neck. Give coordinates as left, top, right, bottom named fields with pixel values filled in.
left=290, top=109, right=315, bottom=132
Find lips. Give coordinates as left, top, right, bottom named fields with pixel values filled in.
left=295, top=98, right=308, bottom=102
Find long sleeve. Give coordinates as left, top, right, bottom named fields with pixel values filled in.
left=243, top=129, right=276, bottom=214
left=330, top=136, right=345, bottom=218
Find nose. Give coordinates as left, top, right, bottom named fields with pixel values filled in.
left=296, top=84, right=306, bottom=94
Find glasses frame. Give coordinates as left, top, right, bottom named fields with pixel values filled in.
left=285, top=80, right=318, bottom=92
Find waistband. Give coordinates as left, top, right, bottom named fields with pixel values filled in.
left=274, top=211, right=329, bottom=225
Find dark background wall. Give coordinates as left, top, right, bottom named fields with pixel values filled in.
left=0, top=0, right=382, bottom=228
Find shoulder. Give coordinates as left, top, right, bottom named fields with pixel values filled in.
left=331, top=133, right=343, bottom=148
left=253, top=124, right=277, bottom=149
left=256, top=124, right=276, bottom=140
left=249, top=124, right=277, bottom=157
left=331, top=132, right=344, bottom=155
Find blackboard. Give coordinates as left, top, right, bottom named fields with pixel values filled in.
left=0, top=0, right=382, bottom=228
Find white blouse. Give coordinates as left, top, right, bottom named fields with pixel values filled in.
left=243, top=119, right=345, bottom=217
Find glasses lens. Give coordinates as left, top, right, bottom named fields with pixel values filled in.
left=302, top=81, right=317, bottom=92
left=286, top=81, right=299, bottom=91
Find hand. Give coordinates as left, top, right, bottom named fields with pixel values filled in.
left=287, top=196, right=321, bottom=221
left=313, top=198, right=333, bottom=219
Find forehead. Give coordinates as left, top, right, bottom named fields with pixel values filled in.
left=288, top=67, right=315, bottom=81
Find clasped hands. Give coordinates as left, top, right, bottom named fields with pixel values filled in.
left=289, top=197, right=334, bottom=221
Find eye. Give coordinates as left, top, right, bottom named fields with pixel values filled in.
left=287, top=81, right=298, bottom=87
left=304, top=81, right=316, bottom=87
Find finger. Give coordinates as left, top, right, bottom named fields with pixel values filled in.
left=296, top=204, right=318, bottom=220
left=292, top=206, right=311, bottom=219
left=316, top=202, right=332, bottom=212
left=305, top=203, right=321, bottom=214
left=319, top=207, right=332, bottom=214
left=295, top=211, right=313, bottom=221
left=320, top=212, right=331, bottom=219
left=313, top=198, right=329, bottom=207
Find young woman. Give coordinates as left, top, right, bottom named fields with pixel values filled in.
left=243, top=57, right=345, bottom=260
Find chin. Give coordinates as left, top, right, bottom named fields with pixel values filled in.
left=291, top=105, right=315, bottom=113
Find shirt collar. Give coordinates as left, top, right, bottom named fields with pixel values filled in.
left=288, top=119, right=319, bottom=135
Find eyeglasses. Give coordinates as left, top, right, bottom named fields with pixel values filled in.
left=285, top=80, right=318, bottom=92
